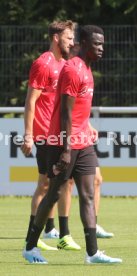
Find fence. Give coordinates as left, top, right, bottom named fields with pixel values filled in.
left=0, top=25, right=137, bottom=107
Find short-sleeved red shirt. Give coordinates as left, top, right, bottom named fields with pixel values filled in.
left=28, top=51, right=65, bottom=141
left=48, top=57, right=95, bottom=149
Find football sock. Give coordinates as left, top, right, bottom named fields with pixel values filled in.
left=84, top=228, right=98, bottom=256
left=26, top=224, right=43, bottom=251
left=44, top=218, right=55, bottom=233
left=26, top=215, right=35, bottom=242
left=59, top=216, right=69, bottom=238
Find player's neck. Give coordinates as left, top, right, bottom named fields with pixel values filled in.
left=78, top=51, right=91, bottom=68
left=49, top=45, right=63, bottom=61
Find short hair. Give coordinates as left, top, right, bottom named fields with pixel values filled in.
left=79, top=25, right=104, bottom=43
left=48, top=20, right=74, bottom=40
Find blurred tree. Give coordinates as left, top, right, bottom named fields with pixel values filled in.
left=0, top=0, right=137, bottom=108
left=0, top=0, right=136, bottom=25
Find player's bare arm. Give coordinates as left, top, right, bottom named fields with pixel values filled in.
left=21, top=87, right=41, bottom=156
left=53, top=94, right=75, bottom=175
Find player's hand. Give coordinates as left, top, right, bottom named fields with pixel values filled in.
left=21, top=134, right=34, bottom=156
left=88, top=123, right=98, bottom=142
left=53, top=150, right=71, bottom=175
left=91, top=126, right=98, bottom=142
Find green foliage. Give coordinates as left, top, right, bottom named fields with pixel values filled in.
left=1, top=0, right=137, bottom=25
left=0, top=0, right=137, bottom=107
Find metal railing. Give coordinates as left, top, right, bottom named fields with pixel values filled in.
left=1, top=107, right=137, bottom=117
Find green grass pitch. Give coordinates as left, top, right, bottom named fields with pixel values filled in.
left=0, top=196, right=137, bottom=276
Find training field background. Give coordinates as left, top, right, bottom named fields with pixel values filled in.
left=0, top=196, right=137, bottom=276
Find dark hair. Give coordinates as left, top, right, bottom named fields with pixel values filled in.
left=79, top=25, right=104, bottom=43
left=48, top=20, right=74, bottom=40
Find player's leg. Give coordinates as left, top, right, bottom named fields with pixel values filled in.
left=58, top=179, right=73, bottom=237
left=23, top=177, right=63, bottom=252
left=57, top=179, right=81, bottom=250
left=94, top=167, right=114, bottom=238
left=26, top=173, right=56, bottom=235
left=36, top=142, right=58, bottom=237
left=73, top=173, right=122, bottom=264
left=94, top=167, right=102, bottom=217
left=72, top=146, right=121, bottom=264
left=31, top=174, right=49, bottom=215
left=43, top=179, right=73, bottom=240
left=41, top=174, right=59, bottom=239
left=25, top=142, right=57, bottom=250
left=74, top=174, right=97, bottom=256
left=35, top=142, right=74, bottom=241
left=23, top=176, right=64, bottom=263
left=25, top=173, right=57, bottom=250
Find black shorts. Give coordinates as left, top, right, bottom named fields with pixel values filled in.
left=46, top=145, right=98, bottom=180
left=35, top=140, right=48, bottom=174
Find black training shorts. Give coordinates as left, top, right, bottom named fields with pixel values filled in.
left=35, top=140, right=48, bottom=174
left=46, top=145, right=98, bottom=180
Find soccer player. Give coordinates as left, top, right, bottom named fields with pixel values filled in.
left=23, top=25, right=122, bottom=264
left=21, top=20, right=80, bottom=251
left=70, top=44, right=114, bottom=239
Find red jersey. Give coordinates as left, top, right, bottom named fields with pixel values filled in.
left=48, top=57, right=94, bottom=149
left=28, top=51, right=65, bottom=141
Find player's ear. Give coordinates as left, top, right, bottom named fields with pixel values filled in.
left=53, top=33, right=59, bottom=43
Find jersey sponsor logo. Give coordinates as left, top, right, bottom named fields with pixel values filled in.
left=79, top=86, right=93, bottom=96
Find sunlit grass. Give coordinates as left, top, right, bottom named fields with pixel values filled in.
left=0, top=196, right=137, bottom=276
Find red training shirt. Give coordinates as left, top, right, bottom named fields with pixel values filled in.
left=28, top=51, right=65, bottom=141
left=48, top=56, right=95, bottom=149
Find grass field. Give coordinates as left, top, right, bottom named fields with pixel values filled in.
left=0, top=196, right=137, bottom=276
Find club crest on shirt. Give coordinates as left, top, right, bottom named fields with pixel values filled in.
left=52, top=79, right=58, bottom=90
